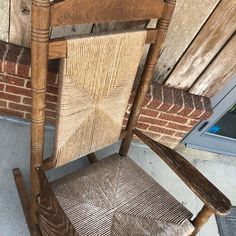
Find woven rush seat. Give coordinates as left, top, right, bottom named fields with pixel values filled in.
left=51, top=154, right=194, bottom=235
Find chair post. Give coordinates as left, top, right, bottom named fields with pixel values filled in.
left=119, top=0, right=176, bottom=156
left=30, top=0, right=50, bottom=224
left=190, top=205, right=214, bottom=236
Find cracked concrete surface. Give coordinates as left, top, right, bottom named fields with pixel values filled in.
left=0, top=116, right=235, bottom=235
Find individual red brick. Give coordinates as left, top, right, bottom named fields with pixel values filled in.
left=199, top=97, right=213, bottom=119
left=137, top=122, right=149, bottom=130
left=0, top=100, right=7, bottom=107
left=0, top=83, right=4, bottom=91
left=46, top=94, right=57, bottom=103
left=46, top=102, right=57, bottom=111
left=159, top=112, right=188, bottom=124
left=178, top=92, right=195, bottom=116
left=17, top=48, right=30, bottom=77
left=25, top=81, right=31, bottom=88
left=46, top=110, right=57, bottom=118
left=149, top=125, right=176, bottom=135
left=4, top=44, right=22, bottom=75
left=168, top=88, right=184, bottom=114
left=17, top=64, right=30, bottom=78
left=161, top=86, right=173, bottom=107
left=47, top=85, right=58, bottom=95
left=0, top=75, right=25, bottom=86
left=141, top=108, right=159, bottom=118
left=9, top=103, right=31, bottom=112
left=6, top=85, right=31, bottom=97
left=147, top=99, right=163, bottom=109
left=152, top=83, right=163, bottom=101
left=0, top=92, right=21, bottom=102
left=142, top=97, right=152, bottom=107
left=0, top=107, right=24, bottom=118
left=139, top=116, right=167, bottom=126
left=22, top=97, right=31, bottom=105
left=167, top=122, right=192, bottom=132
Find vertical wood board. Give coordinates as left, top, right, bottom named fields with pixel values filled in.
left=189, top=35, right=236, bottom=97
left=0, top=0, right=10, bottom=42
left=9, top=0, right=31, bottom=47
left=166, top=0, right=236, bottom=90
left=154, top=0, right=220, bottom=83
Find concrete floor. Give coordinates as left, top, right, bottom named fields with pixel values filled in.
left=0, top=116, right=235, bottom=236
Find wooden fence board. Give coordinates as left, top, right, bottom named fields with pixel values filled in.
left=154, top=0, right=220, bottom=83
left=190, top=35, right=236, bottom=97
left=165, top=0, right=236, bottom=90
left=9, top=0, right=31, bottom=47
left=0, top=0, right=10, bottom=42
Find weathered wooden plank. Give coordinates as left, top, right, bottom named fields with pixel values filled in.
left=0, top=0, right=10, bottom=42
left=165, top=0, right=236, bottom=90
left=134, top=129, right=231, bottom=215
left=50, top=0, right=165, bottom=26
left=9, top=0, right=31, bottom=47
left=9, top=0, right=92, bottom=48
left=190, top=34, right=236, bottom=97
left=154, top=0, right=220, bottom=83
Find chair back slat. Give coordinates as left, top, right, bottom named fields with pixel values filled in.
left=50, top=0, right=165, bottom=26
left=54, top=30, right=147, bottom=167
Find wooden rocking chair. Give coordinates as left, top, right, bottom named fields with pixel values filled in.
left=13, top=0, right=231, bottom=235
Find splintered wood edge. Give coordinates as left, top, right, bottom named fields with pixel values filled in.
left=48, top=28, right=158, bottom=59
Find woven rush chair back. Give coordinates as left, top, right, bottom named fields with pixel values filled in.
left=54, top=31, right=146, bottom=167
left=30, top=0, right=176, bottom=224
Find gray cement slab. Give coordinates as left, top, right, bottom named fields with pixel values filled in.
left=0, top=116, right=235, bottom=236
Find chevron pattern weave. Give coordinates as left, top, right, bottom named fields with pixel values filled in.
left=53, top=31, right=146, bottom=167
left=51, top=154, right=194, bottom=235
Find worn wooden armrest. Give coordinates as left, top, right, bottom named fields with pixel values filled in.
left=133, top=129, right=231, bottom=215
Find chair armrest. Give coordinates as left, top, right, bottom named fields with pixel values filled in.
left=134, top=129, right=231, bottom=215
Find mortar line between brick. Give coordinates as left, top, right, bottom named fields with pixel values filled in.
left=177, top=90, right=185, bottom=114
left=2, top=44, right=9, bottom=72
left=187, top=94, right=197, bottom=117
left=15, top=48, right=25, bottom=75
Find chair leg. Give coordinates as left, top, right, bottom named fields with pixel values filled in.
left=190, top=205, right=214, bottom=236
left=12, top=168, right=42, bottom=236
left=87, top=153, right=98, bottom=164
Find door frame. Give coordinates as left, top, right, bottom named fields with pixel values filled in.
left=182, top=75, right=236, bottom=157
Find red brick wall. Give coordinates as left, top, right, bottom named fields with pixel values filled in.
left=0, top=41, right=212, bottom=148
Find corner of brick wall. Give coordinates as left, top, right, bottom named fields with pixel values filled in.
left=0, top=41, right=213, bottom=149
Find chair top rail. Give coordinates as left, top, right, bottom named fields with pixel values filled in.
left=50, top=0, right=165, bottom=27
left=134, top=129, right=232, bottom=215
left=48, top=28, right=158, bottom=59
